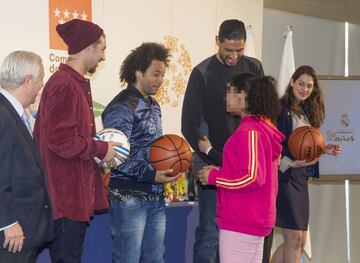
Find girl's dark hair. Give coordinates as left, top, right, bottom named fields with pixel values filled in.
left=229, top=72, right=255, bottom=93
left=246, top=76, right=280, bottom=123
left=120, top=42, right=170, bottom=85
left=284, top=65, right=324, bottom=128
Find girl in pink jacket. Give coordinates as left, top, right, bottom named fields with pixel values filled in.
left=198, top=75, right=285, bottom=263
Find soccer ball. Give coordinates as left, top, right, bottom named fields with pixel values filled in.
left=94, top=128, right=130, bottom=168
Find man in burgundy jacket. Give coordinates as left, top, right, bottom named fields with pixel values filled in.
left=34, top=19, right=117, bottom=262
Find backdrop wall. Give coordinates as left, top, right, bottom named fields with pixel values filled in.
left=0, top=0, right=264, bottom=135
left=262, top=8, right=345, bottom=78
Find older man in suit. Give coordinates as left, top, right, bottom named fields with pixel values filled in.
left=0, top=51, right=53, bottom=263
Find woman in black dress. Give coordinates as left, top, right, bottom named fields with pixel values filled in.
left=271, top=65, right=342, bottom=263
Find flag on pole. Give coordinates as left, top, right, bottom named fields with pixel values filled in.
left=244, top=25, right=256, bottom=58
left=278, top=26, right=295, bottom=97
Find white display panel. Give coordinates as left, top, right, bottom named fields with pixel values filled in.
left=319, top=78, right=360, bottom=176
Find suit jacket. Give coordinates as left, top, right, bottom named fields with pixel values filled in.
left=0, top=93, right=53, bottom=250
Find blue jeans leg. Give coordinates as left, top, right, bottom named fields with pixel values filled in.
left=140, top=199, right=166, bottom=263
left=110, top=198, right=166, bottom=263
left=193, top=155, right=219, bottom=263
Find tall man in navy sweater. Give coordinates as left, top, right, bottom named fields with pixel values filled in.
left=181, top=19, right=268, bottom=263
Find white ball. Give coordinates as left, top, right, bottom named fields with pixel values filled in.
left=94, top=128, right=130, bottom=168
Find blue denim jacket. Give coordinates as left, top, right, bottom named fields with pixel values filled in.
left=102, top=85, right=163, bottom=194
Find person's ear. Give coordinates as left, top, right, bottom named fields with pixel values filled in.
left=215, top=36, right=220, bottom=46
left=290, top=78, right=295, bottom=87
left=23, top=75, right=33, bottom=88
left=135, top=70, right=142, bottom=79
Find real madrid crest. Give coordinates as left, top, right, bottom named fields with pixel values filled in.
left=340, top=113, right=350, bottom=128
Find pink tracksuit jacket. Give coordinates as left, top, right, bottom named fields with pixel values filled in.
left=208, top=115, right=285, bottom=236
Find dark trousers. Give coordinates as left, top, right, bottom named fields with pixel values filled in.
left=193, top=183, right=219, bottom=263
left=49, top=218, right=88, bottom=263
left=262, top=230, right=274, bottom=263
left=192, top=153, right=219, bottom=263
left=0, top=248, right=38, bottom=263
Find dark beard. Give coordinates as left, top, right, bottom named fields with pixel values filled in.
left=88, top=65, right=97, bottom=74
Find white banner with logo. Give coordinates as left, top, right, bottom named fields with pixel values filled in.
left=319, top=78, right=360, bottom=175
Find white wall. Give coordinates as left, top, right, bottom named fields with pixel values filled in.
left=307, top=181, right=360, bottom=263
left=262, top=8, right=345, bottom=78
left=0, top=0, right=264, bottom=135
left=349, top=23, right=360, bottom=76
left=93, top=0, right=264, bottom=134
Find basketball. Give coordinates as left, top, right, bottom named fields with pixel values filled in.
left=288, top=126, right=325, bottom=162
left=94, top=128, right=131, bottom=168
left=150, top=134, right=192, bottom=177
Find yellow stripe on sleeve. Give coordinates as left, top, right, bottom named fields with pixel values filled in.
left=216, top=131, right=258, bottom=189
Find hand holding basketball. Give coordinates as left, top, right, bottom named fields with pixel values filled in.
left=155, top=169, right=180, bottom=183
left=150, top=134, right=192, bottom=177
left=288, top=157, right=320, bottom=168
left=288, top=126, right=325, bottom=162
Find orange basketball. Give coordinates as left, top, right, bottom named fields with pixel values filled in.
left=150, top=134, right=193, bottom=177
left=288, top=126, right=325, bottom=162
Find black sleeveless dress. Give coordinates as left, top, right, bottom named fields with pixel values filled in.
left=276, top=166, right=309, bottom=230
left=275, top=102, right=314, bottom=231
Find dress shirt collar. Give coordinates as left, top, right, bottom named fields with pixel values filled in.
left=0, top=88, right=25, bottom=117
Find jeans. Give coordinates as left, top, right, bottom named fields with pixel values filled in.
left=192, top=154, right=219, bottom=263
left=110, top=197, right=166, bottom=263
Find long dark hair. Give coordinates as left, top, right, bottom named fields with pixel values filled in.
left=284, top=65, right=324, bottom=128
left=229, top=72, right=255, bottom=93
left=247, top=76, right=280, bottom=123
